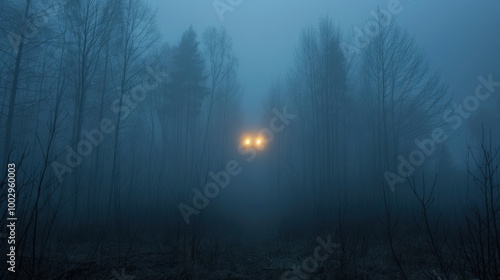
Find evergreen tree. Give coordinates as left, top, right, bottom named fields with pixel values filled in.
left=168, top=26, right=207, bottom=116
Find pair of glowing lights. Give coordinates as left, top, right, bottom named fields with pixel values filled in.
left=242, top=136, right=266, bottom=148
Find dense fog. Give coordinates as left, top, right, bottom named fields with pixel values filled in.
left=1, top=0, right=500, bottom=279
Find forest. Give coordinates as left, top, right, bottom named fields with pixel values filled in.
left=0, top=0, right=499, bottom=279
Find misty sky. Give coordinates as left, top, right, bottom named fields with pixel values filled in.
left=146, top=0, right=500, bottom=123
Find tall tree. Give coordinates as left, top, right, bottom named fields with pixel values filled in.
left=201, top=26, right=238, bottom=169
left=109, top=0, right=158, bottom=222
left=287, top=16, right=348, bottom=230
left=165, top=26, right=207, bottom=264
left=360, top=12, right=449, bottom=184
left=2, top=0, right=32, bottom=166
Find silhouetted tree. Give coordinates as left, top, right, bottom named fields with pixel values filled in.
left=360, top=12, right=449, bottom=182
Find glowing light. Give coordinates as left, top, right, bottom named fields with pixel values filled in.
left=245, top=138, right=251, bottom=145
left=256, top=138, right=262, bottom=145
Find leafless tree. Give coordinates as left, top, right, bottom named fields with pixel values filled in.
left=360, top=12, right=449, bottom=177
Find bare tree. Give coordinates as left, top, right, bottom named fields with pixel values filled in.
left=106, top=0, right=158, bottom=230
left=201, top=26, right=238, bottom=170
left=287, top=16, right=348, bottom=231
left=2, top=0, right=32, bottom=168
left=360, top=12, right=449, bottom=177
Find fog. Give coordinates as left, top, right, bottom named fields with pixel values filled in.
left=1, top=0, right=500, bottom=279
